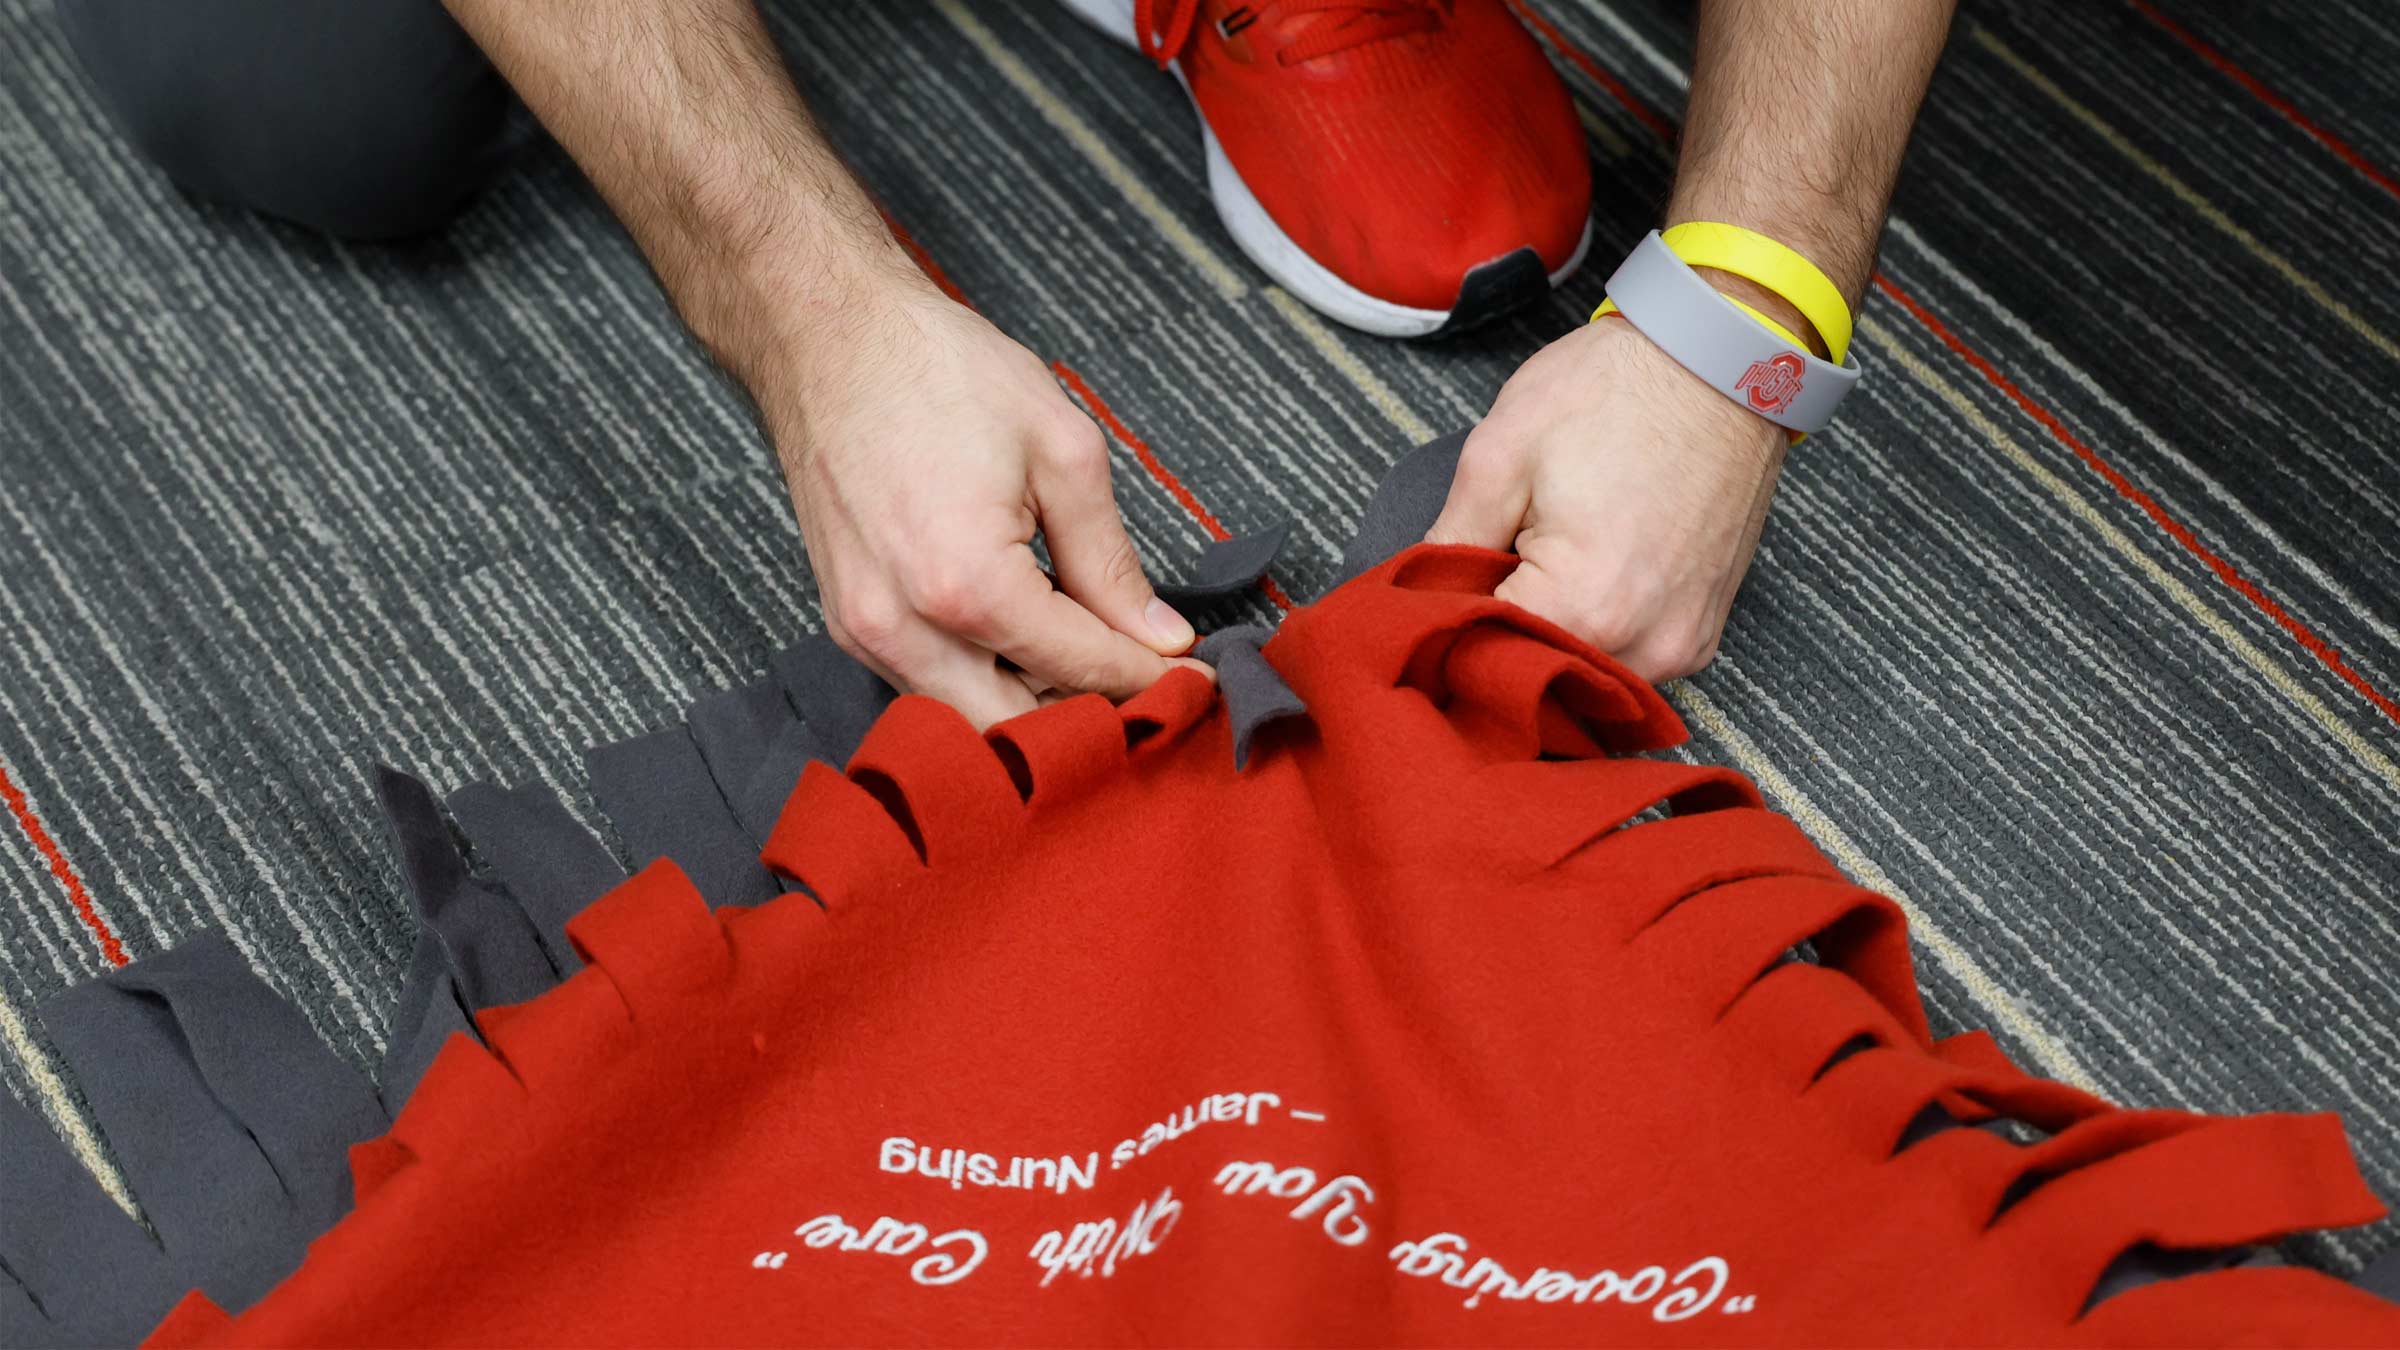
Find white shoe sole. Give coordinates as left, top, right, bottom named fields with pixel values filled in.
left=1053, top=0, right=1591, bottom=338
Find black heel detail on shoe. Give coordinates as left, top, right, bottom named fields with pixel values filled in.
left=1427, top=247, right=1550, bottom=337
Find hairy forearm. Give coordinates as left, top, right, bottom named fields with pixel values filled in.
left=440, top=0, right=919, bottom=404
left=1669, top=0, right=1956, bottom=350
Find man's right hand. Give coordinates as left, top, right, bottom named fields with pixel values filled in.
left=441, top=0, right=1203, bottom=729
left=770, top=268, right=1204, bottom=728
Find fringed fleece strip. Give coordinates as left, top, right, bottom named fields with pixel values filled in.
left=2, top=436, right=2395, bottom=1346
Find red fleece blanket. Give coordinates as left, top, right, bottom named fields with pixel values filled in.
left=148, top=547, right=2400, bottom=1346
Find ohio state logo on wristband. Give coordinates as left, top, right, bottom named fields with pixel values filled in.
left=1734, top=352, right=1806, bottom=415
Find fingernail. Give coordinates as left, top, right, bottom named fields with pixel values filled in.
left=1144, top=597, right=1196, bottom=652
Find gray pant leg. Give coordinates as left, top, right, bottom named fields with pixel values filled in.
left=58, top=0, right=512, bottom=239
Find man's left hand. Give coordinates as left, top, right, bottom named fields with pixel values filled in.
left=1426, top=317, right=1788, bottom=685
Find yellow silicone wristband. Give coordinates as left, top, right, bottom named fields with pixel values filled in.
left=1658, top=221, right=1853, bottom=365
left=1591, top=295, right=1810, bottom=354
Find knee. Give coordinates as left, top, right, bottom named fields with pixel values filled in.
left=60, top=0, right=511, bottom=240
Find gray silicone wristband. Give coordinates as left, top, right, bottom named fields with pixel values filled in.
left=1603, top=231, right=1861, bottom=435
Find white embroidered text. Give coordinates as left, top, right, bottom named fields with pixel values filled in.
left=1386, top=1233, right=1745, bottom=1320
left=753, top=1213, right=987, bottom=1287
left=1027, top=1185, right=1183, bottom=1287
left=880, top=1137, right=1099, bottom=1195
left=1215, top=1161, right=1376, bottom=1246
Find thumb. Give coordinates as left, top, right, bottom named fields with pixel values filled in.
left=1035, top=447, right=1196, bottom=657
left=1491, top=556, right=1568, bottom=630
left=1423, top=430, right=1529, bottom=550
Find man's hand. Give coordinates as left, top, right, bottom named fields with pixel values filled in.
left=1429, top=0, right=1953, bottom=682
left=1428, top=319, right=1784, bottom=683
left=775, top=271, right=1201, bottom=727
left=442, top=0, right=1197, bottom=728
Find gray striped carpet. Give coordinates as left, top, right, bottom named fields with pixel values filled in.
left=5, top=0, right=2400, bottom=1280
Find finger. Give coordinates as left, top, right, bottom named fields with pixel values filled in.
left=1496, top=559, right=1633, bottom=663
left=961, top=550, right=1186, bottom=701
left=903, top=635, right=1043, bottom=730
left=1424, top=430, right=1530, bottom=549
left=1615, top=641, right=1694, bottom=687
left=835, top=609, right=1037, bottom=731
left=1004, top=660, right=1219, bottom=704
left=1492, top=559, right=1571, bottom=635
left=1500, top=563, right=1678, bottom=683
left=1032, top=436, right=1196, bottom=656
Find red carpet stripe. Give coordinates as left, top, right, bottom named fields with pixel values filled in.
left=2126, top=0, right=2400, bottom=205
left=0, top=758, right=124, bottom=966
left=1055, top=362, right=1297, bottom=613
left=1875, top=276, right=2400, bottom=728
left=1516, top=0, right=2400, bottom=734
left=882, top=211, right=974, bottom=308
left=1054, top=361, right=1228, bottom=543
left=1502, top=0, right=1677, bottom=144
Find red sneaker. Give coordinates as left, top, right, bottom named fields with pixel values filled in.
left=1059, top=0, right=1593, bottom=337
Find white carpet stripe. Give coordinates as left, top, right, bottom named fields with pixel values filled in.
left=195, top=180, right=699, bottom=754
left=0, top=980, right=132, bottom=1212
left=0, top=223, right=424, bottom=922
left=1974, top=25, right=2400, bottom=370
left=476, top=193, right=758, bottom=455
left=1574, top=102, right=1635, bottom=161
left=456, top=562, right=616, bottom=797
left=1264, top=289, right=1439, bottom=445
left=1014, top=13, right=1213, bottom=187
left=1884, top=214, right=2400, bottom=674
left=601, top=525, right=739, bottom=692
left=35, top=25, right=667, bottom=802
left=8, top=60, right=604, bottom=1028
left=420, top=193, right=784, bottom=716
left=1868, top=316, right=2400, bottom=798
left=1731, top=533, right=2192, bottom=1099
left=671, top=486, right=805, bottom=660
left=302, top=243, right=700, bottom=728
left=2050, top=4, right=2400, bottom=255
left=0, top=565, right=164, bottom=989
left=1927, top=54, right=2400, bottom=532
left=1849, top=339, right=2400, bottom=920
left=0, top=561, right=166, bottom=956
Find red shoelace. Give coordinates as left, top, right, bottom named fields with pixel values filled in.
left=1136, top=0, right=1447, bottom=67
